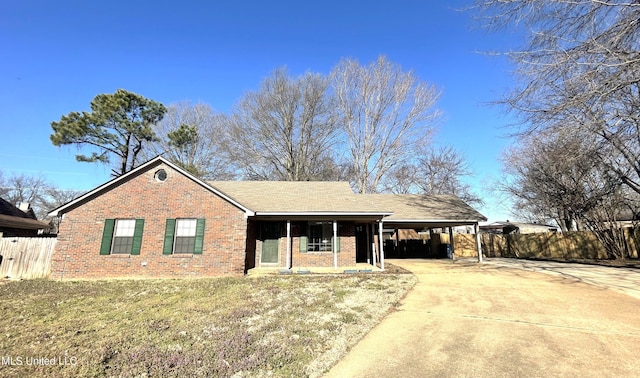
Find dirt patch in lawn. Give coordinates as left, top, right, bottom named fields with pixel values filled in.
left=0, top=273, right=416, bottom=378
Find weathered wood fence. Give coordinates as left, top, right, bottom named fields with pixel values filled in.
left=0, top=237, right=56, bottom=279
left=451, top=229, right=640, bottom=260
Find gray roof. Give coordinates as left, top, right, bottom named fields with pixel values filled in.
left=366, top=194, right=487, bottom=225
left=0, top=197, right=49, bottom=230
left=209, top=181, right=390, bottom=214
left=0, top=197, right=33, bottom=219
left=46, top=156, right=486, bottom=225
left=209, top=182, right=486, bottom=223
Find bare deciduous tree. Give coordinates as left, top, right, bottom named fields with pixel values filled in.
left=330, top=56, right=441, bottom=193
left=225, top=68, right=340, bottom=181
left=0, top=172, right=83, bottom=220
left=474, top=0, right=640, bottom=194
left=385, top=146, right=483, bottom=205
left=144, top=102, right=235, bottom=179
left=501, top=128, right=635, bottom=258
left=0, top=173, right=50, bottom=214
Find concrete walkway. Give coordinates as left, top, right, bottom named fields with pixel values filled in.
left=483, top=257, right=640, bottom=301
left=324, top=258, right=640, bottom=377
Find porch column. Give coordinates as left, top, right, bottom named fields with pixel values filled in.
left=333, top=220, right=338, bottom=270
left=286, top=220, right=291, bottom=269
left=475, top=223, right=483, bottom=263
left=448, top=227, right=455, bottom=259
left=366, top=223, right=371, bottom=264
left=379, top=220, right=385, bottom=271
left=371, top=223, right=377, bottom=267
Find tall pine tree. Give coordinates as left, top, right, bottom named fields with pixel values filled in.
left=51, top=89, right=167, bottom=176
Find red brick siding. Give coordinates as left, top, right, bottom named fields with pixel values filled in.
left=250, top=221, right=357, bottom=268
left=51, top=163, right=248, bottom=279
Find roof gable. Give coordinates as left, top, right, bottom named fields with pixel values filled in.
left=48, top=157, right=253, bottom=217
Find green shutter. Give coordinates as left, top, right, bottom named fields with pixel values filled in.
left=300, top=236, right=308, bottom=252
left=336, top=236, right=341, bottom=253
left=131, top=219, right=144, bottom=255
left=193, top=218, right=205, bottom=254
left=163, top=219, right=176, bottom=255
left=100, top=219, right=116, bottom=255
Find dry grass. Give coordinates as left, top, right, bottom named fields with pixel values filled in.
left=0, top=270, right=416, bottom=377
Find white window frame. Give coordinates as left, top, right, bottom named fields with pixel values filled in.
left=111, top=219, right=136, bottom=254
left=173, top=218, right=197, bottom=254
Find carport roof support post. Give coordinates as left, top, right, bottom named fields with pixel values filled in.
left=475, top=223, right=483, bottom=263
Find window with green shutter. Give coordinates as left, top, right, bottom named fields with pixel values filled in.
left=100, top=218, right=144, bottom=255
left=163, top=218, right=205, bottom=255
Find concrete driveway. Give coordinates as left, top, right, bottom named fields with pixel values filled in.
left=325, top=258, right=640, bottom=377
left=483, top=258, right=640, bottom=301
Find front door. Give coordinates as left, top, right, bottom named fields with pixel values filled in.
left=355, top=224, right=369, bottom=263
left=261, top=222, right=280, bottom=264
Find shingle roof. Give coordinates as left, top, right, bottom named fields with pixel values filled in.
left=208, top=181, right=391, bottom=214
left=366, top=194, right=487, bottom=223
left=0, top=197, right=32, bottom=218
left=0, top=197, right=49, bottom=230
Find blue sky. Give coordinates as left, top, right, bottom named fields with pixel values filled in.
left=1, top=0, right=519, bottom=221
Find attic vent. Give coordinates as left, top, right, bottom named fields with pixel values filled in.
left=154, top=169, right=167, bottom=182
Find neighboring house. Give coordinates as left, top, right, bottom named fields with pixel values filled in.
left=480, top=221, right=558, bottom=234
left=0, top=197, right=49, bottom=237
left=48, top=156, right=487, bottom=279
left=609, top=209, right=639, bottom=229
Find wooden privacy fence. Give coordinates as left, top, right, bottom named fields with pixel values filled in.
left=480, top=229, right=640, bottom=260
left=0, top=237, right=56, bottom=279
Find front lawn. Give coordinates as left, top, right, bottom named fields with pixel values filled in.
left=0, top=272, right=415, bottom=377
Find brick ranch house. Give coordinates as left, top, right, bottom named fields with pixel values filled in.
left=48, top=156, right=486, bottom=279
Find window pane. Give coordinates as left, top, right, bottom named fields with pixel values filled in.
left=112, top=236, right=133, bottom=254
left=115, top=219, right=136, bottom=237
left=308, top=222, right=333, bottom=252
left=176, top=219, right=197, bottom=237
left=174, top=236, right=195, bottom=254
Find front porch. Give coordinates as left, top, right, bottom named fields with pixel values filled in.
left=246, top=218, right=388, bottom=272
left=246, top=262, right=382, bottom=276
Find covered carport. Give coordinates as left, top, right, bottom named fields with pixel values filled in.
left=368, top=194, right=488, bottom=268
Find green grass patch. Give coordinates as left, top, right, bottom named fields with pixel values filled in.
left=0, top=273, right=416, bottom=377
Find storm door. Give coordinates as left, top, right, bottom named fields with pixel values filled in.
left=261, top=222, right=280, bottom=264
